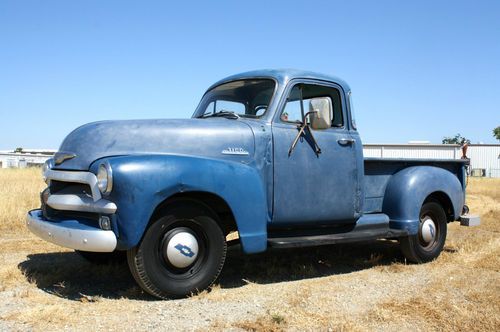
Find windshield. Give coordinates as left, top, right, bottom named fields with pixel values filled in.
left=195, top=79, right=276, bottom=118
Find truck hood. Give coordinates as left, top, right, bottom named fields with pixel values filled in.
left=55, top=118, right=256, bottom=170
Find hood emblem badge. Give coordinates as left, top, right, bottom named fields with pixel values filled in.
left=54, top=152, right=77, bottom=165
left=222, top=147, right=249, bottom=156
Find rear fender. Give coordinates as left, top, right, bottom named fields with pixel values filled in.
left=382, top=166, right=464, bottom=234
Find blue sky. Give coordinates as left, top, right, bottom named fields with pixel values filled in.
left=1, top=0, right=499, bottom=150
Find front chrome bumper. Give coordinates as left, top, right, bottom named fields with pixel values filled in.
left=26, top=209, right=117, bottom=252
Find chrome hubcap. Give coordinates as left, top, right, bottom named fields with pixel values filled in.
left=164, top=231, right=199, bottom=268
left=421, top=217, right=436, bottom=244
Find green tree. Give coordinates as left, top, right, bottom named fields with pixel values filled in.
left=14, top=147, right=23, bottom=153
left=442, top=134, right=470, bottom=145
left=494, top=126, right=500, bottom=141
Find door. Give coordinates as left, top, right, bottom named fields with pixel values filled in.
left=272, top=81, right=358, bottom=225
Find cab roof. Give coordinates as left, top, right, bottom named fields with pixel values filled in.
left=208, top=69, right=351, bottom=93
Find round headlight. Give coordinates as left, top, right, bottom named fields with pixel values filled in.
left=97, top=162, right=113, bottom=195
left=42, top=159, right=53, bottom=184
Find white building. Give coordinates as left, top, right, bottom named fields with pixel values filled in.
left=0, top=149, right=55, bottom=169
left=363, top=144, right=500, bottom=178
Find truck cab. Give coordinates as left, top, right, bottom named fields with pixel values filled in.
left=26, top=69, right=478, bottom=299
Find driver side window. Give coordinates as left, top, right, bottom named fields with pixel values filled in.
left=280, top=83, right=343, bottom=127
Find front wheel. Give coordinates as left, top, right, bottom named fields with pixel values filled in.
left=127, top=202, right=227, bottom=299
left=400, top=201, right=447, bottom=263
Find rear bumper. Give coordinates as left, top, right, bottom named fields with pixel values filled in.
left=459, top=214, right=481, bottom=226
left=26, top=209, right=117, bottom=252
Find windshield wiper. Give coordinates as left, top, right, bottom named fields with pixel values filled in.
left=199, top=110, right=240, bottom=119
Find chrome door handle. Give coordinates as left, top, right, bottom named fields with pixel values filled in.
left=337, top=138, right=355, bottom=146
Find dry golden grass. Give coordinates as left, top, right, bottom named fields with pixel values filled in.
left=0, top=167, right=45, bottom=234
left=361, top=177, right=500, bottom=332
left=0, top=170, right=498, bottom=331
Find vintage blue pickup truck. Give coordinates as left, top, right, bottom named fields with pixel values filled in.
left=26, top=69, right=479, bottom=299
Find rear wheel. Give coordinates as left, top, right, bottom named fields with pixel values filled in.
left=127, top=201, right=226, bottom=299
left=400, top=201, right=447, bottom=263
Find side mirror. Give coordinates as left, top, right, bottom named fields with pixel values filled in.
left=309, top=97, right=332, bottom=130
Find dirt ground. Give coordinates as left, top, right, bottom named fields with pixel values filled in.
left=0, top=168, right=498, bottom=331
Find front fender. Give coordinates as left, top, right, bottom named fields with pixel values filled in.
left=93, top=155, right=268, bottom=253
left=382, top=166, right=464, bottom=234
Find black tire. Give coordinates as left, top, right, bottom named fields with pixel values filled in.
left=127, top=200, right=226, bottom=299
left=400, top=201, right=447, bottom=263
left=75, top=250, right=126, bottom=264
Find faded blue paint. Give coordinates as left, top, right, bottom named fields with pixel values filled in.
left=40, top=69, right=467, bottom=254
left=56, top=118, right=256, bottom=171
left=198, top=69, right=351, bottom=124
left=364, top=158, right=467, bottom=219
left=381, top=165, right=464, bottom=234
left=271, top=78, right=359, bottom=224
left=89, top=154, right=269, bottom=253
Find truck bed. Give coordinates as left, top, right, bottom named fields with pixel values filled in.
left=363, top=158, right=468, bottom=214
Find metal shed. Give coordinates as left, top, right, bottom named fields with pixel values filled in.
left=0, top=150, right=55, bottom=169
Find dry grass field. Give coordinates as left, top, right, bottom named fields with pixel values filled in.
left=0, top=168, right=498, bottom=331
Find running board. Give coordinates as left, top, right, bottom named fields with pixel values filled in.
left=267, top=214, right=408, bottom=249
